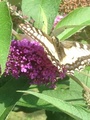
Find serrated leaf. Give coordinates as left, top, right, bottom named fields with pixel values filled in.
left=22, top=0, right=61, bottom=34
left=0, top=2, right=12, bottom=75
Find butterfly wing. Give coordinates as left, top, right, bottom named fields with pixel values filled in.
left=19, top=23, right=90, bottom=73
left=58, top=41, right=90, bottom=73
left=18, top=23, right=60, bottom=64
left=9, top=4, right=90, bottom=73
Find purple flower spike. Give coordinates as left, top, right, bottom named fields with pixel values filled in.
left=5, top=39, right=66, bottom=87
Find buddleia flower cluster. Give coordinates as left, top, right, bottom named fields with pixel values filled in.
left=5, top=39, right=66, bottom=88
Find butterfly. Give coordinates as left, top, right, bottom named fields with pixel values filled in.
left=9, top=4, right=90, bottom=74
left=17, top=22, right=90, bottom=73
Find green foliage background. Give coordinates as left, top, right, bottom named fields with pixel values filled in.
left=0, top=0, right=90, bottom=120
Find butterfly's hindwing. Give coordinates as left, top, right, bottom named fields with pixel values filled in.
left=60, top=41, right=90, bottom=73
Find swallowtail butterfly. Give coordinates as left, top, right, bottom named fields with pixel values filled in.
left=18, top=23, right=90, bottom=73
left=9, top=4, right=90, bottom=74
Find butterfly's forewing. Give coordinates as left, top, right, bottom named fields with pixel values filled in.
left=18, top=23, right=62, bottom=67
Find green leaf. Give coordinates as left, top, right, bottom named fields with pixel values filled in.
left=0, top=2, right=12, bottom=75
left=17, top=70, right=90, bottom=119
left=46, top=111, right=74, bottom=120
left=22, top=0, right=61, bottom=34
left=18, top=90, right=90, bottom=120
left=0, top=76, right=29, bottom=120
left=70, top=70, right=90, bottom=90
left=17, top=78, right=84, bottom=111
left=53, top=7, right=90, bottom=40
